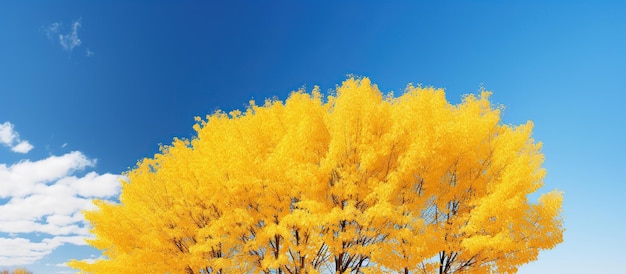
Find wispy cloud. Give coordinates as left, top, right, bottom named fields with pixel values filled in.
left=45, top=18, right=89, bottom=54
left=0, top=122, right=34, bottom=153
left=0, top=122, right=121, bottom=266
left=45, top=22, right=61, bottom=40
left=59, top=19, right=82, bottom=51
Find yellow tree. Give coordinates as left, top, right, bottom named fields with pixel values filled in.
left=70, top=77, right=563, bottom=273
left=0, top=269, right=34, bottom=274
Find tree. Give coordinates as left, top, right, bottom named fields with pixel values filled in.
left=70, top=77, right=563, bottom=273
left=0, top=268, right=34, bottom=274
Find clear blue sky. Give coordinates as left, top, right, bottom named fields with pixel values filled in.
left=1, top=1, right=624, bottom=273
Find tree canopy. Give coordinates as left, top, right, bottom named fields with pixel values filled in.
left=70, top=77, right=563, bottom=273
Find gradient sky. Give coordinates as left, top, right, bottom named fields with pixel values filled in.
left=1, top=1, right=625, bottom=273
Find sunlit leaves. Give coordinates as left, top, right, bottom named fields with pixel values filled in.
left=70, top=77, right=563, bottom=273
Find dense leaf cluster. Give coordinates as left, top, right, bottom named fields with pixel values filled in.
left=70, top=78, right=563, bottom=273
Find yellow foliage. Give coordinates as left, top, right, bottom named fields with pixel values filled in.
left=69, top=77, right=563, bottom=273
left=0, top=269, right=33, bottom=274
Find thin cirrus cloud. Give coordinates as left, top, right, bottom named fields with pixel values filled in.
left=0, top=122, right=121, bottom=266
left=0, top=122, right=34, bottom=153
left=44, top=18, right=93, bottom=57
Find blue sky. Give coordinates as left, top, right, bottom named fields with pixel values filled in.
left=0, top=1, right=624, bottom=273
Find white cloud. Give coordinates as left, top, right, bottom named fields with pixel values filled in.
left=45, top=18, right=85, bottom=52
left=0, top=236, right=87, bottom=266
left=0, top=122, right=16, bottom=144
left=12, top=141, right=34, bottom=153
left=0, top=151, right=94, bottom=198
left=0, top=123, right=121, bottom=267
left=59, top=19, right=82, bottom=51
left=0, top=122, right=34, bottom=154
left=45, top=22, right=61, bottom=40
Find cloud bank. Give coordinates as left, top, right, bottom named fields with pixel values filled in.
left=0, top=123, right=121, bottom=266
